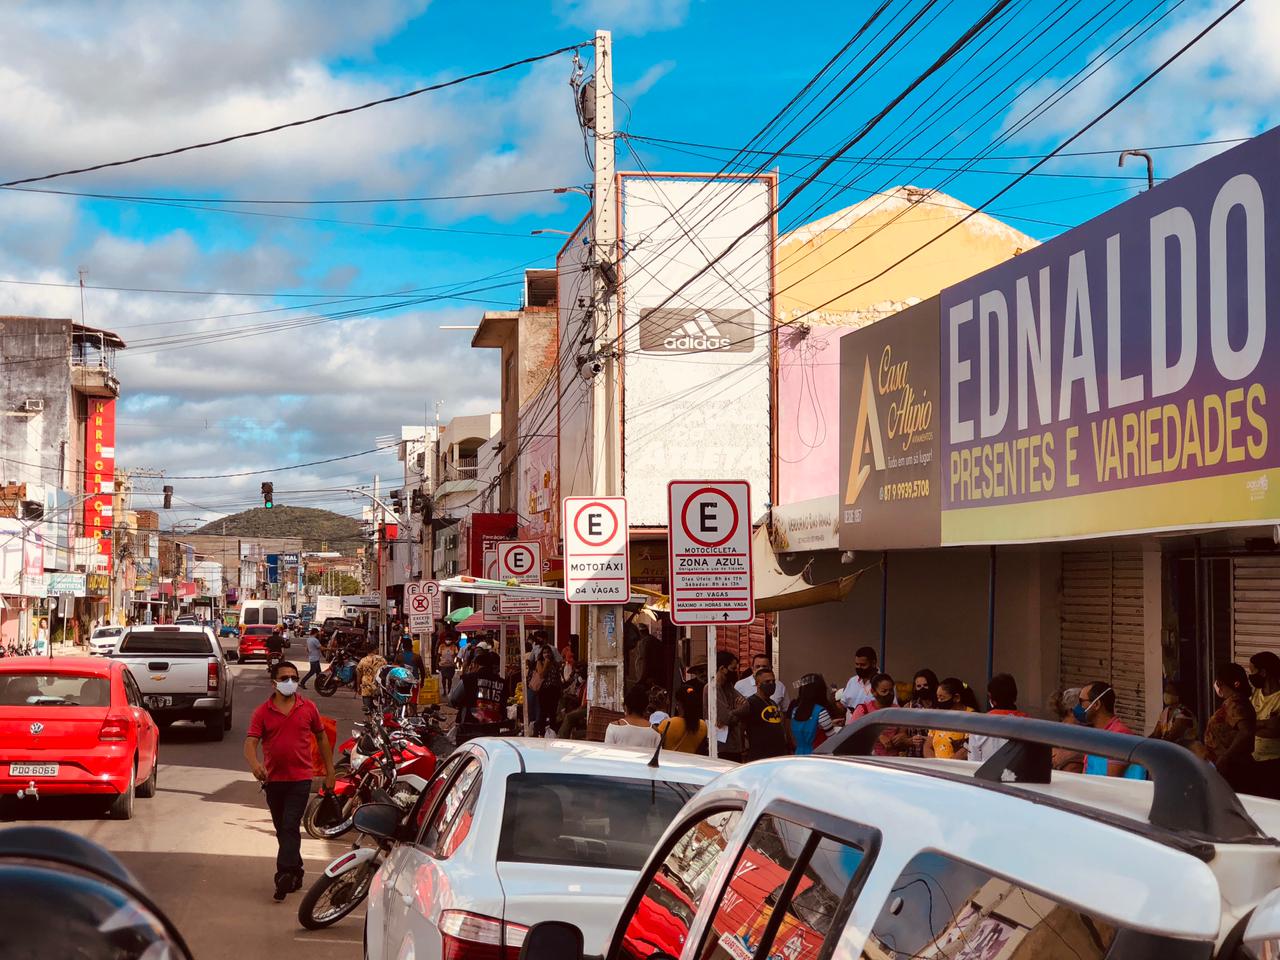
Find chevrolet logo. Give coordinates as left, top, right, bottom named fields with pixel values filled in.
left=29, top=722, right=43, bottom=735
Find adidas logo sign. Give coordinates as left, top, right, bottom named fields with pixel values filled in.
left=663, top=313, right=731, bottom=350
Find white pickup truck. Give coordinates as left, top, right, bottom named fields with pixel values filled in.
left=110, top=625, right=236, bottom=741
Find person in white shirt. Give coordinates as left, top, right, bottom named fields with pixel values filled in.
left=735, top=653, right=786, bottom=708
left=604, top=683, right=661, bottom=750
left=837, top=646, right=881, bottom=721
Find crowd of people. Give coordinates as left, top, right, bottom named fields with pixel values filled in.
left=594, top=644, right=1280, bottom=799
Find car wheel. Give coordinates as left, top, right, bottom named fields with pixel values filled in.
left=107, top=762, right=136, bottom=820
left=223, top=708, right=233, bottom=731
left=205, top=715, right=226, bottom=742
left=137, top=756, right=158, bottom=798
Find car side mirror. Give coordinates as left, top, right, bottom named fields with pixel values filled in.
left=351, top=802, right=401, bottom=841
left=519, top=921, right=584, bottom=960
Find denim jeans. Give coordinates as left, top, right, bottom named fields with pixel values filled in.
left=264, top=780, right=312, bottom=877
left=301, top=660, right=323, bottom=688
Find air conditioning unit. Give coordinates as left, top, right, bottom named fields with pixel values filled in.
left=20, top=399, right=43, bottom=413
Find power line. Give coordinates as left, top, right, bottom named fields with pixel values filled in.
left=0, top=43, right=591, bottom=187
left=1, top=183, right=579, bottom=206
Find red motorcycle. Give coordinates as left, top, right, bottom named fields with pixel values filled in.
left=303, top=715, right=437, bottom=841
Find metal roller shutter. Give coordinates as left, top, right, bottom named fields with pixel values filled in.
left=1060, top=550, right=1147, bottom=731
left=1232, top=556, right=1280, bottom=666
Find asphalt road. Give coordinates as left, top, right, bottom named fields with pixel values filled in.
left=4, top=658, right=371, bottom=959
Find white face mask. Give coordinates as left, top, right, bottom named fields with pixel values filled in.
left=275, top=679, right=299, bottom=697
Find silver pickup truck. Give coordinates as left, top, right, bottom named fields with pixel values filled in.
left=110, top=625, right=235, bottom=741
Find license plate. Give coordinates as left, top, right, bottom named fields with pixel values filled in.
left=145, top=696, right=172, bottom=709
left=10, top=763, right=57, bottom=777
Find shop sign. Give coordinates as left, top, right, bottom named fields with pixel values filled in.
left=87, top=573, right=110, bottom=594
left=45, top=572, right=87, bottom=597
left=771, top=495, right=840, bottom=552
left=941, top=126, right=1280, bottom=543
left=838, top=297, right=942, bottom=549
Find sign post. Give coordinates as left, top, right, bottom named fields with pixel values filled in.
left=406, top=581, right=432, bottom=633
left=667, top=481, right=755, bottom=626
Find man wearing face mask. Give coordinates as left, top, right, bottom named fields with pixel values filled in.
left=838, top=646, right=884, bottom=722
left=1078, top=681, right=1136, bottom=777
left=244, top=660, right=337, bottom=902
left=743, top=668, right=792, bottom=760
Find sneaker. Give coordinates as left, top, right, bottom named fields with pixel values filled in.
left=289, top=870, right=304, bottom=893
left=273, top=872, right=290, bottom=902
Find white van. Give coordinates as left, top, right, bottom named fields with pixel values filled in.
left=237, top=600, right=282, bottom=629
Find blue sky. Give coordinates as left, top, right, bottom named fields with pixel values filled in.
left=0, top=0, right=1274, bottom=520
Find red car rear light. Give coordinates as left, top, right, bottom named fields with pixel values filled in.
left=99, top=717, right=129, bottom=742
left=207, top=661, right=219, bottom=692
left=438, top=911, right=527, bottom=960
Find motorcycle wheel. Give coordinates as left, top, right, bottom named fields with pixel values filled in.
left=315, top=672, right=338, bottom=697
left=302, top=793, right=357, bottom=840
left=297, top=859, right=379, bottom=929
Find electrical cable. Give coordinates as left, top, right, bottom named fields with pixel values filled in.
left=0, top=43, right=591, bottom=187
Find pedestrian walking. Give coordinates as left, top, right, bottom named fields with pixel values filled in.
left=850, top=673, right=909, bottom=756
left=1204, top=662, right=1256, bottom=792
left=735, top=653, right=786, bottom=708
left=787, top=674, right=837, bottom=756
left=299, top=627, right=325, bottom=690
left=967, top=673, right=1029, bottom=763
left=244, top=661, right=336, bottom=901
left=1248, top=652, right=1280, bottom=798
left=837, top=646, right=882, bottom=721
left=656, top=682, right=708, bottom=753
left=604, top=684, right=662, bottom=750
left=437, top=634, right=459, bottom=696
left=356, top=643, right=386, bottom=715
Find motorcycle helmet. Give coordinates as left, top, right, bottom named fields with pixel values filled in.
left=0, top=826, right=192, bottom=958
left=383, top=665, right=416, bottom=704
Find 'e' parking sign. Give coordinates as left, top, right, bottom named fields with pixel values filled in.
left=667, top=481, right=754, bottom=625
left=562, top=496, right=630, bottom=604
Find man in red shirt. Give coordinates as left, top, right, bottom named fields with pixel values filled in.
left=244, top=660, right=336, bottom=901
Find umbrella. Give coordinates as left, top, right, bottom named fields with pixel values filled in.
left=444, top=606, right=474, bottom=624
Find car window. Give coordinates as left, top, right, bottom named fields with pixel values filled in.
left=420, top=759, right=481, bottom=859
left=860, top=851, right=1212, bottom=960
left=121, top=671, right=143, bottom=707
left=117, top=631, right=214, bottom=655
left=498, top=773, right=700, bottom=871
left=413, top=754, right=466, bottom=837
left=613, top=809, right=742, bottom=960
left=0, top=673, right=110, bottom=707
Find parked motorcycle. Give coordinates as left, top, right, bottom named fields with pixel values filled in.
left=313, top=645, right=358, bottom=697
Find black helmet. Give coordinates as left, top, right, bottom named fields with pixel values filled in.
left=0, top=826, right=192, bottom=958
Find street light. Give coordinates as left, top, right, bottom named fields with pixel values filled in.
left=531, top=228, right=573, bottom=236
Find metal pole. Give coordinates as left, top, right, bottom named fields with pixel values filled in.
left=879, top=550, right=888, bottom=671
left=986, top=546, right=997, bottom=682
left=707, top=625, right=718, bottom=760
left=499, top=618, right=508, bottom=724
left=520, top=614, right=531, bottom=737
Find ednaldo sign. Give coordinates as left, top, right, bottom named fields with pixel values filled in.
left=939, top=125, right=1280, bottom=544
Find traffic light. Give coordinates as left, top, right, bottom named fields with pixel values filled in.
left=162, top=485, right=173, bottom=509
left=262, top=482, right=274, bottom=509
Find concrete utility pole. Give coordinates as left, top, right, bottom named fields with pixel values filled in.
left=587, top=29, right=626, bottom=711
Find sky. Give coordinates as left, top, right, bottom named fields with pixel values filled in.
left=1, top=0, right=1277, bottom=524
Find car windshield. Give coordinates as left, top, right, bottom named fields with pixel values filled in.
left=0, top=673, right=110, bottom=707
left=498, top=773, right=700, bottom=871
left=117, top=630, right=212, bottom=655
left=92, top=627, right=122, bottom=638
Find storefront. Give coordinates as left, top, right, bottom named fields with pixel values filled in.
left=781, top=125, right=1280, bottom=729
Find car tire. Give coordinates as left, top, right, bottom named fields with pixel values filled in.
left=205, top=715, right=226, bottom=742
left=223, top=708, right=233, bottom=731
left=108, top=763, right=136, bottom=820
left=137, top=757, right=158, bottom=798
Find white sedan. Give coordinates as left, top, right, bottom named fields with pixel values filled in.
left=88, top=625, right=124, bottom=656
left=364, top=737, right=733, bottom=960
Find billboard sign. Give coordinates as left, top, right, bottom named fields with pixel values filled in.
left=839, top=298, right=942, bottom=549
left=940, top=127, right=1280, bottom=543
left=83, top=397, right=116, bottom=573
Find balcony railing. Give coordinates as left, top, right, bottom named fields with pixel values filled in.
left=454, top=455, right=478, bottom=479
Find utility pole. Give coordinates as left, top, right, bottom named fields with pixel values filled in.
left=586, top=29, right=625, bottom=711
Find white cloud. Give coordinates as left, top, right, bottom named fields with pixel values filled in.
left=623, top=60, right=677, bottom=100
left=555, top=0, right=692, bottom=36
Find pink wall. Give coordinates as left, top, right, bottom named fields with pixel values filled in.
left=777, top=325, right=858, bottom=505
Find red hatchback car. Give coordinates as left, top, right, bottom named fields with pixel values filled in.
left=0, top=657, right=160, bottom=820
left=238, top=625, right=276, bottom=662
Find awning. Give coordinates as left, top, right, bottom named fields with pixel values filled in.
left=436, top=576, right=650, bottom=606
left=751, top=525, right=869, bottom=613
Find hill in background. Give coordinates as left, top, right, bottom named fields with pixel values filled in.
left=194, top=506, right=365, bottom=555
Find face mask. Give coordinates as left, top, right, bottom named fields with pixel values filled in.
left=874, top=691, right=894, bottom=707
left=1249, top=672, right=1265, bottom=689
left=936, top=697, right=953, bottom=709
left=1071, top=705, right=1089, bottom=723
left=276, top=679, right=299, bottom=697
left=1163, top=693, right=1177, bottom=706
left=855, top=666, right=874, bottom=680
left=758, top=681, right=776, bottom=698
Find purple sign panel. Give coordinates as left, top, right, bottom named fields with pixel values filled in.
left=940, top=127, right=1280, bottom=543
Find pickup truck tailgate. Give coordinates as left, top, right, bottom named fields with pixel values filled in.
left=122, top=658, right=210, bottom=696
left=111, top=627, right=221, bottom=700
